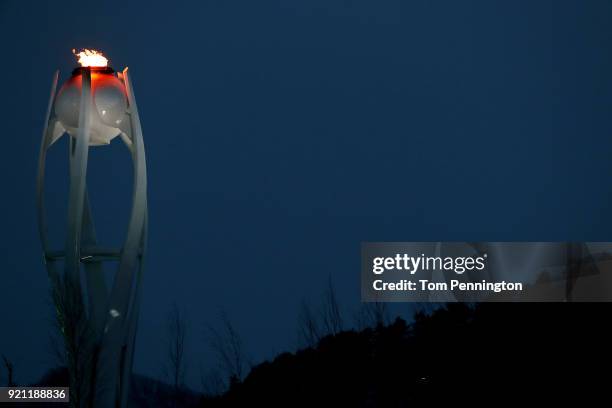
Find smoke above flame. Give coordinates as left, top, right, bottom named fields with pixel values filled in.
left=72, top=48, right=108, bottom=67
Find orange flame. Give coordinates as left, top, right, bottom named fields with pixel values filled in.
left=72, top=48, right=108, bottom=67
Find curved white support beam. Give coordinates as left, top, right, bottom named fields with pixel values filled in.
left=37, top=71, right=59, bottom=257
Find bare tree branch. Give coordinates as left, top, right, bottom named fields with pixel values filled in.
left=1, top=354, right=15, bottom=387
left=297, top=299, right=321, bottom=348
left=165, top=302, right=188, bottom=404
left=50, top=276, right=94, bottom=407
left=204, top=311, right=248, bottom=385
left=320, top=276, right=343, bottom=336
left=354, top=301, right=390, bottom=330
left=199, top=365, right=223, bottom=398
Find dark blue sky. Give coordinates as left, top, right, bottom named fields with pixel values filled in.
left=2, top=0, right=612, bottom=388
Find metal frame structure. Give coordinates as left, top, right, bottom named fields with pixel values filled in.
left=37, top=67, right=147, bottom=407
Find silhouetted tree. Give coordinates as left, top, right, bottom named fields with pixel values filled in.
left=165, top=303, right=188, bottom=404
left=205, top=311, right=249, bottom=386
left=50, top=276, right=94, bottom=407
left=297, top=299, right=321, bottom=348
left=199, top=365, right=223, bottom=398
left=1, top=354, right=15, bottom=387
left=354, top=301, right=389, bottom=329
left=297, top=277, right=344, bottom=348
left=320, top=276, right=343, bottom=335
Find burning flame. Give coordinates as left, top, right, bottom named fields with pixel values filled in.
left=72, top=48, right=108, bottom=67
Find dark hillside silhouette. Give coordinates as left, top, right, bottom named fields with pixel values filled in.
left=30, top=303, right=611, bottom=406
left=208, top=303, right=612, bottom=406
